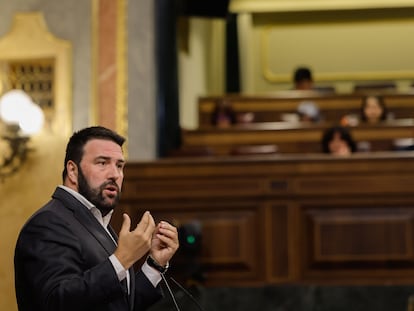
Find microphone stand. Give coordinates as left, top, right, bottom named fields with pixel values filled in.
left=161, top=273, right=181, bottom=311
left=160, top=273, right=205, bottom=311
left=170, top=277, right=204, bottom=311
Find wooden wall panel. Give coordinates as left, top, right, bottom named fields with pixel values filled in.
left=297, top=200, right=414, bottom=283
left=115, top=153, right=414, bottom=286
left=266, top=202, right=296, bottom=283
left=294, top=175, right=414, bottom=195
left=122, top=177, right=267, bottom=199
left=306, top=208, right=413, bottom=262
left=116, top=200, right=268, bottom=286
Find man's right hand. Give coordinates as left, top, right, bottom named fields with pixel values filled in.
left=114, top=211, right=155, bottom=269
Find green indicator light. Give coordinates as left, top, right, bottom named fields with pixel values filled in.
left=187, top=235, right=196, bottom=244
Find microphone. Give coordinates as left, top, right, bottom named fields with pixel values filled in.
left=160, top=273, right=205, bottom=311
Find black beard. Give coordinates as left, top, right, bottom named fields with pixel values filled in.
left=77, top=167, right=120, bottom=216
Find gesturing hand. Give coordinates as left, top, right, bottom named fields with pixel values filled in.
left=150, top=221, right=179, bottom=267
left=114, top=211, right=155, bottom=269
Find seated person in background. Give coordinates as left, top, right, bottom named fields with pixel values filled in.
left=211, top=100, right=237, bottom=128
left=360, top=95, right=388, bottom=124
left=293, top=66, right=314, bottom=90
left=296, top=101, right=321, bottom=123
left=341, top=95, right=388, bottom=126
left=321, top=125, right=357, bottom=156
left=237, top=112, right=255, bottom=124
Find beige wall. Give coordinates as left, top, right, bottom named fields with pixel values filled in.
left=249, top=10, right=414, bottom=93
left=232, top=0, right=414, bottom=94
left=178, top=18, right=226, bottom=130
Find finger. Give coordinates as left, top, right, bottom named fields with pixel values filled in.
left=158, top=222, right=178, bottom=238
left=135, top=211, right=153, bottom=233
left=119, top=213, right=131, bottom=235
left=157, top=224, right=178, bottom=242
left=146, top=213, right=156, bottom=234
left=156, top=233, right=179, bottom=249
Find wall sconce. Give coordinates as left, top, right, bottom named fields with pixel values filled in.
left=0, top=89, right=44, bottom=180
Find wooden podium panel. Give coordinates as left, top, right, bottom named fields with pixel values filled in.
left=118, top=200, right=267, bottom=286
left=115, top=152, right=414, bottom=286
left=308, top=208, right=412, bottom=262
left=297, top=200, right=414, bottom=283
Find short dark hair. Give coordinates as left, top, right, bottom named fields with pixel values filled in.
left=294, top=67, right=313, bottom=83
left=321, top=126, right=357, bottom=153
left=62, top=126, right=125, bottom=181
left=210, top=100, right=237, bottom=126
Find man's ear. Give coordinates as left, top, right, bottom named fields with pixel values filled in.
left=66, top=160, right=78, bottom=186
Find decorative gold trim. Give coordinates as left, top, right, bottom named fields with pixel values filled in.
left=91, top=0, right=99, bottom=125
left=0, top=12, right=72, bottom=137
left=230, top=0, right=414, bottom=13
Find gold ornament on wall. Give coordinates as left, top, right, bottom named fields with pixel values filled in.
left=0, top=12, right=72, bottom=180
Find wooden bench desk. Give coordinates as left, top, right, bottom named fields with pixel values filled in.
left=199, top=92, right=414, bottom=126
left=181, top=120, right=414, bottom=154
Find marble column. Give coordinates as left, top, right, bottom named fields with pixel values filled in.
left=94, top=0, right=157, bottom=160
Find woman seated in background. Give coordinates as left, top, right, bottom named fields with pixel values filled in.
left=211, top=100, right=237, bottom=128
left=360, top=94, right=388, bottom=124
left=341, top=95, right=388, bottom=126
left=211, top=100, right=255, bottom=128
left=321, top=125, right=357, bottom=156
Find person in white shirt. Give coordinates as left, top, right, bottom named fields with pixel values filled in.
left=15, top=125, right=179, bottom=311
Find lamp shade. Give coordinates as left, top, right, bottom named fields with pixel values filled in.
left=0, top=89, right=44, bottom=135
left=19, top=103, right=44, bottom=135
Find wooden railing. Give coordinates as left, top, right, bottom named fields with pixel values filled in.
left=199, top=92, right=414, bottom=126
left=180, top=119, right=414, bottom=155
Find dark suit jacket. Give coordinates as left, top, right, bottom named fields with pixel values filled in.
left=14, top=187, right=162, bottom=311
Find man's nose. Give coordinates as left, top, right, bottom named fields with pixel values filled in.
left=107, top=163, right=122, bottom=179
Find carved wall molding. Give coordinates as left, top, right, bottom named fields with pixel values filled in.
left=0, top=12, right=72, bottom=136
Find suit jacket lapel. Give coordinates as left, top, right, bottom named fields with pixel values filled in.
left=53, top=187, right=133, bottom=308
left=52, top=187, right=117, bottom=255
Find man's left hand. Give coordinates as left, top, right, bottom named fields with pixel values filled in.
left=150, top=221, right=179, bottom=267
